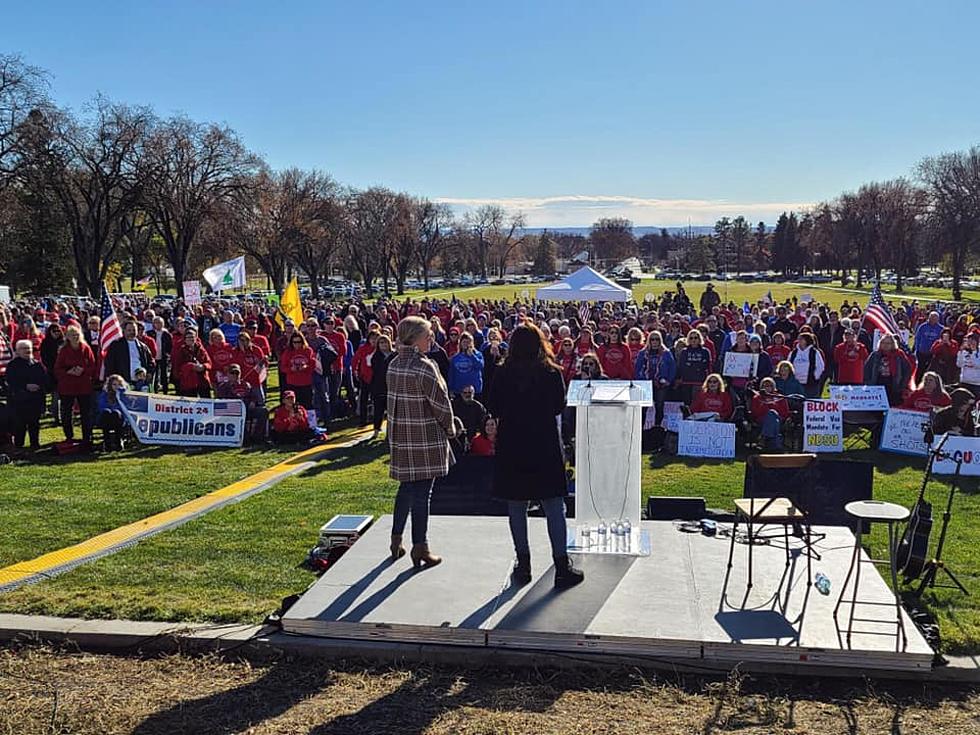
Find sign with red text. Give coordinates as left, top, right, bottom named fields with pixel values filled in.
left=829, top=384, right=890, bottom=411
left=932, top=434, right=980, bottom=476
left=803, top=399, right=843, bottom=453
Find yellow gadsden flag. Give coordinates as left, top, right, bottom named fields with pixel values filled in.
left=276, top=277, right=304, bottom=328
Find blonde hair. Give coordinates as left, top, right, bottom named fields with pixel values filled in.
left=64, top=324, right=84, bottom=343
left=777, top=360, right=795, bottom=377
left=397, top=316, right=430, bottom=346
left=702, top=373, right=726, bottom=392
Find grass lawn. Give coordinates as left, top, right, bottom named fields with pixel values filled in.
left=3, top=436, right=980, bottom=654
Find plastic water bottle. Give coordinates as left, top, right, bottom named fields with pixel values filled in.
left=815, top=572, right=831, bottom=595
left=612, top=522, right=623, bottom=552
left=580, top=525, right=592, bottom=550
left=622, top=519, right=632, bottom=552
left=597, top=521, right=608, bottom=551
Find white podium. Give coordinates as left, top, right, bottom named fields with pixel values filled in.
left=566, top=380, right=653, bottom=556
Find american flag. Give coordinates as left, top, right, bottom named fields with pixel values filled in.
left=213, top=400, right=243, bottom=417
left=98, top=283, right=123, bottom=379
left=863, top=283, right=908, bottom=349
left=578, top=302, right=590, bottom=325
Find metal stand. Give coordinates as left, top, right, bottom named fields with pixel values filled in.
left=916, top=469, right=970, bottom=597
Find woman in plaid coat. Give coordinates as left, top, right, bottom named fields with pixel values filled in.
left=387, top=316, right=464, bottom=569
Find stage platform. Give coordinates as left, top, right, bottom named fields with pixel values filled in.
left=282, top=516, right=934, bottom=675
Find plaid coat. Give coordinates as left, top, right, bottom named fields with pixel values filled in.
left=387, top=344, right=462, bottom=482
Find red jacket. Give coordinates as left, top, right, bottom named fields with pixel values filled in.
left=834, top=341, right=868, bottom=384
left=902, top=389, right=952, bottom=412
left=172, top=340, right=212, bottom=391
left=321, top=331, right=346, bottom=373
left=249, top=333, right=271, bottom=357
left=54, top=342, right=96, bottom=395
left=279, top=346, right=315, bottom=387
left=598, top=343, right=633, bottom=379
left=273, top=404, right=308, bottom=433
left=234, top=345, right=267, bottom=387
left=352, top=343, right=375, bottom=383
left=750, top=392, right=790, bottom=423
left=207, top=342, right=237, bottom=385
left=691, top=390, right=734, bottom=420
left=139, top=335, right=158, bottom=359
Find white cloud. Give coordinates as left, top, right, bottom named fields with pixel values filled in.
left=434, top=194, right=813, bottom=227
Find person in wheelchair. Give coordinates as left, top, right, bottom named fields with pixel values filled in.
left=748, top=376, right=791, bottom=450
left=931, top=387, right=976, bottom=437
left=685, top=373, right=734, bottom=421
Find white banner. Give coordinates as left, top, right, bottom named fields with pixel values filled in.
left=932, top=434, right=980, bottom=476
left=879, top=408, right=930, bottom=457
left=183, top=280, right=201, bottom=306
left=203, top=256, right=246, bottom=292
left=829, top=384, right=890, bottom=411
left=722, top=352, right=759, bottom=378
left=678, top=420, right=735, bottom=459
left=118, top=391, right=245, bottom=447
left=803, top=399, right=843, bottom=453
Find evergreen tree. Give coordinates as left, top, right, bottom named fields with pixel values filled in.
left=531, top=230, right=557, bottom=275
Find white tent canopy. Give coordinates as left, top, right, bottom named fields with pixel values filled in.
left=535, top=266, right=632, bottom=302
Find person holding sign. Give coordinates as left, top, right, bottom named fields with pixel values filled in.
left=689, top=374, right=734, bottom=421
left=749, top=376, right=791, bottom=450
left=902, top=371, right=951, bottom=412
left=863, top=334, right=911, bottom=407
left=956, top=332, right=980, bottom=399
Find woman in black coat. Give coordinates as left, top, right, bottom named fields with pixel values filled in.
left=488, top=323, right=583, bottom=589
left=6, top=339, right=48, bottom=450
left=369, top=334, right=394, bottom=437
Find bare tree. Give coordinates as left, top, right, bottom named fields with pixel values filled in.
left=414, top=199, right=452, bottom=290
left=17, top=98, right=150, bottom=296
left=0, top=54, right=49, bottom=188
left=290, top=170, right=343, bottom=299
left=345, top=187, right=398, bottom=297
left=918, top=147, right=980, bottom=301
left=143, top=116, right=260, bottom=296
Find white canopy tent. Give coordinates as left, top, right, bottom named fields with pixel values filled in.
left=535, top=266, right=632, bottom=302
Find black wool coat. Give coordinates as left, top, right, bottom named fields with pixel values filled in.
left=487, top=362, right=567, bottom=501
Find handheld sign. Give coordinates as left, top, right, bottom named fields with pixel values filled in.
left=722, top=352, right=759, bottom=378
left=959, top=351, right=980, bottom=385
left=183, top=281, right=202, bottom=306
left=879, top=408, right=929, bottom=457
left=678, top=420, right=735, bottom=459
left=932, top=434, right=980, bottom=476
left=803, top=399, right=843, bottom=453
left=661, top=401, right=683, bottom=433
left=829, top=384, right=890, bottom=411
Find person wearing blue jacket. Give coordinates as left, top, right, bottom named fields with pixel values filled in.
left=634, top=330, right=676, bottom=424
left=449, top=333, right=485, bottom=397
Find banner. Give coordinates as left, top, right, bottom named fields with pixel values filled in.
left=879, top=408, right=930, bottom=457
left=183, top=281, right=202, bottom=306
left=118, top=391, right=245, bottom=448
left=803, top=399, right=843, bottom=453
left=932, top=434, right=980, bottom=476
left=829, top=384, right=890, bottom=411
left=678, top=420, right=735, bottom=459
left=722, top=352, right=759, bottom=378
left=203, top=256, right=246, bottom=292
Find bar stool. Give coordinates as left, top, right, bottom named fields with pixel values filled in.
left=834, top=500, right=910, bottom=651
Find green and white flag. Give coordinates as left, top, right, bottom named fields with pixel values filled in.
left=202, top=256, right=246, bottom=292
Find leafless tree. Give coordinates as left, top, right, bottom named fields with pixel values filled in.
left=0, top=54, right=49, bottom=188
left=345, top=187, right=399, bottom=297
left=413, top=199, right=453, bottom=290
left=17, top=98, right=150, bottom=296
left=142, top=116, right=261, bottom=296
left=289, top=170, right=343, bottom=299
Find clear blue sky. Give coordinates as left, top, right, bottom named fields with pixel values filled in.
left=3, top=1, right=979, bottom=226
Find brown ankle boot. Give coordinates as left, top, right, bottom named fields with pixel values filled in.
left=410, top=544, right=442, bottom=569
left=389, top=534, right=406, bottom=561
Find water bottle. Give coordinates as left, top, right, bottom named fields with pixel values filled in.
left=622, top=519, right=632, bottom=552
left=597, top=521, right=608, bottom=551
left=612, top=522, right=623, bottom=552
left=815, top=572, right=831, bottom=595
left=580, top=524, right=592, bottom=550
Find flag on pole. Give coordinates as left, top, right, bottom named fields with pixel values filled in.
left=276, top=277, right=304, bottom=329
left=863, top=283, right=907, bottom=349
left=132, top=275, right=153, bottom=292
left=202, top=256, right=247, bottom=292
left=578, top=302, right=591, bottom=325
left=98, top=283, right=123, bottom=379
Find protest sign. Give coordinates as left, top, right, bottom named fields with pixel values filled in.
left=958, top=351, right=980, bottom=385
left=118, top=392, right=245, bottom=448
left=183, top=281, right=201, bottom=306
left=803, top=399, right=843, bottom=453
left=722, top=352, right=759, bottom=378
left=873, top=329, right=883, bottom=351
left=661, top=401, right=683, bottom=433
left=932, top=434, right=980, bottom=476
left=800, top=292, right=813, bottom=303
left=829, top=384, right=890, bottom=411
left=879, top=408, right=929, bottom=457
left=678, top=420, right=735, bottom=459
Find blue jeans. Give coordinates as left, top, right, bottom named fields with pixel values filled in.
left=392, top=478, right=435, bottom=545
left=508, top=497, right=568, bottom=560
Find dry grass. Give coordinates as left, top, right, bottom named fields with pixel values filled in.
left=1, top=646, right=978, bottom=735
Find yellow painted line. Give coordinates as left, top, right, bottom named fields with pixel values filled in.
left=0, top=429, right=373, bottom=589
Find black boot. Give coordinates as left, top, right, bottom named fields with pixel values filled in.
left=512, top=553, right=532, bottom=586
left=553, top=555, right=584, bottom=589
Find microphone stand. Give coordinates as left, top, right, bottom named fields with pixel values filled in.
left=914, top=440, right=969, bottom=597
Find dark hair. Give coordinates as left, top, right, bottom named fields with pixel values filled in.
left=505, top=323, right=559, bottom=370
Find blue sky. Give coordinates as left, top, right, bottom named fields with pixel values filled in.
left=3, top=1, right=979, bottom=226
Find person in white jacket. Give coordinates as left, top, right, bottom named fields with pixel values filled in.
left=789, top=333, right=826, bottom=399
left=956, top=332, right=980, bottom=398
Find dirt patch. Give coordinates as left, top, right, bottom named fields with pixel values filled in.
left=1, top=645, right=978, bottom=734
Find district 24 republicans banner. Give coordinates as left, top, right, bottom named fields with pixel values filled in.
left=118, top=392, right=245, bottom=448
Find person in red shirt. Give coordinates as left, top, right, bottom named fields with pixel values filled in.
left=444, top=328, right=461, bottom=357
left=766, top=331, right=791, bottom=364
left=171, top=327, right=212, bottom=398
left=243, top=320, right=271, bottom=356
left=279, top=332, right=316, bottom=408
left=597, top=326, right=633, bottom=379
left=469, top=415, right=497, bottom=456
left=832, top=329, right=869, bottom=385
left=929, top=329, right=959, bottom=386
left=53, top=324, right=97, bottom=444
left=625, top=327, right=645, bottom=361
left=689, top=373, right=734, bottom=420
left=575, top=326, right=598, bottom=357
left=556, top=338, right=578, bottom=385
left=234, top=330, right=268, bottom=389
left=352, top=331, right=379, bottom=425
left=750, top=376, right=791, bottom=450
left=206, top=329, right=237, bottom=388
left=902, top=371, right=952, bottom=412
left=272, top=390, right=312, bottom=441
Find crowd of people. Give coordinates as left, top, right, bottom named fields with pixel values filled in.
left=2, top=280, right=980, bottom=458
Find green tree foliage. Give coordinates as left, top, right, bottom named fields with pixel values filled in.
left=531, top=231, right=557, bottom=275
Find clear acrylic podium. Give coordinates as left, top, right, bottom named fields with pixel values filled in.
left=566, top=379, right=653, bottom=556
